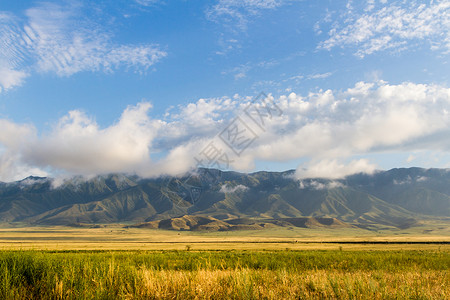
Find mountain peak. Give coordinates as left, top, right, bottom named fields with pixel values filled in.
left=0, top=167, right=448, bottom=228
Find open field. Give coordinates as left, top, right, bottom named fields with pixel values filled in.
left=0, top=249, right=449, bottom=299
left=0, top=225, right=448, bottom=299
left=0, top=224, right=449, bottom=251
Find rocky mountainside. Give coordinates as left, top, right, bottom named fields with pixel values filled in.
left=0, top=168, right=449, bottom=230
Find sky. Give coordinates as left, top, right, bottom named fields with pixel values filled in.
left=0, top=0, right=449, bottom=182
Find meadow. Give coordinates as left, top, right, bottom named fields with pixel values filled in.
left=0, top=223, right=449, bottom=251
left=0, top=225, right=448, bottom=299
left=0, top=249, right=449, bottom=299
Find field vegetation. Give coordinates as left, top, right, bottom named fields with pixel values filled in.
left=0, top=225, right=449, bottom=251
left=0, top=249, right=448, bottom=299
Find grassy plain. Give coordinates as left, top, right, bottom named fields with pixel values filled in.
left=0, top=224, right=448, bottom=299
left=0, top=249, right=449, bottom=299
left=0, top=222, right=449, bottom=251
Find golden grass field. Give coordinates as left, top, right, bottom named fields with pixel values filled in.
left=0, top=222, right=448, bottom=251
left=0, top=223, right=448, bottom=299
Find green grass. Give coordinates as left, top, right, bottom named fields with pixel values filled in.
left=0, top=250, right=449, bottom=299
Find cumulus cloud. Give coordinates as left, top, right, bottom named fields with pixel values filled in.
left=23, top=103, right=160, bottom=175
left=0, top=67, right=28, bottom=93
left=319, top=1, right=450, bottom=57
left=0, top=2, right=166, bottom=91
left=296, top=159, right=377, bottom=179
left=0, top=119, right=48, bottom=181
left=0, top=80, right=449, bottom=182
left=231, top=80, right=450, bottom=177
left=0, top=152, right=48, bottom=182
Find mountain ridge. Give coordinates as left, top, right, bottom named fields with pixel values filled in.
left=0, top=168, right=449, bottom=230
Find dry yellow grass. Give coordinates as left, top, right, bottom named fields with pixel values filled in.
left=1, top=224, right=447, bottom=299
left=0, top=225, right=448, bottom=250
left=1, top=246, right=448, bottom=299
left=131, top=269, right=449, bottom=299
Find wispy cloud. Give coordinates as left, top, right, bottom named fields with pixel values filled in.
left=0, top=13, right=30, bottom=92
left=134, top=0, right=161, bottom=7
left=0, top=80, right=449, bottom=181
left=307, top=72, right=333, bottom=80
left=319, top=1, right=450, bottom=57
left=206, top=0, right=283, bottom=30
left=206, top=0, right=285, bottom=55
left=222, top=64, right=251, bottom=80
left=222, top=57, right=284, bottom=82
left=0, top=2, right=166, bottom=91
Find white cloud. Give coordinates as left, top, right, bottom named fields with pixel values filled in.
left=23, top=103, right=160, bottom=176
left=307, top=72, right=333, bottom=80
left=393, top=176, right=412, bottom=185
left=207, top=0, right=283, bottom=30
left=155, top=97, right=237, bottom=150
left=393, top=174, right=431, bottom=184
left=220, top=184, right=249, bottom=193
left=134, top=0, right=160, bottom=7
left=298, top=179, right=345, bottom=190
left=0, top=2, right=166, bottom=91
left=26, top=2, right=166, bottom=76
left=0, top=119, right=36, bottom=150
left=319, top=1, right=450, bottom=57
left=236, top=80, right=450, bottom=177
left=0, top=152, right=48, bottom=182
left=0, top=67, right=28, bottom=92
left=0, top=119, right=47, bottom=181
left=0, top=80, right=449, bottom=181
left=296, top=159, right=377, bottom=179
left=0, top=13, right=30, bottom=91
left=416, top=176, right=429, bottom=182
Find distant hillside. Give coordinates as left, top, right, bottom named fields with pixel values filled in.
left=0, top=168, right=449, bottom=230
left=132, top=216, right=352, bottom=231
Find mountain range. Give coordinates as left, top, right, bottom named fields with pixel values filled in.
left=0, top=167, right=449, bottom=230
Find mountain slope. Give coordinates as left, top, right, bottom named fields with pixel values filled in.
left=0, top=168, right=448, bottom=228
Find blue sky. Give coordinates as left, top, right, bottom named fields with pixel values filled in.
left=0, top=0, right=449, bottom=181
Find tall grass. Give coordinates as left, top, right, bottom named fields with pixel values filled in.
left=0, top=250, right=448, bottom=299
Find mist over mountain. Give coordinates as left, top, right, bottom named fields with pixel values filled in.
left=0, top=168, right=449, bottom=230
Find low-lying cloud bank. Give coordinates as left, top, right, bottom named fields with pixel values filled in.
left=220, top=184, right=249, bottom=194
left=1, top=80, right=449, bottom=182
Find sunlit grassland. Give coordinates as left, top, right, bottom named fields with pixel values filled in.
left=0, top=224, right=449, bottom=251
left=0, top=225, right=449, bottom=299
left=0, top=249, right=448, bottom=299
